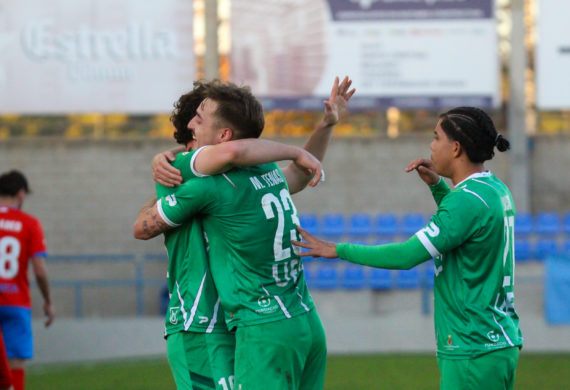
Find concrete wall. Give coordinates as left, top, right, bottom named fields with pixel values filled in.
left=0, top=135, right=567, bottom=255
left=31, top=269, right=570, bottom=364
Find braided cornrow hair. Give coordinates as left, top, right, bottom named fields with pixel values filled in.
left=439, top=106, right=510, bottom=163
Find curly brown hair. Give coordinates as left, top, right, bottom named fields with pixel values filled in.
left=170, top=80, right=210, bottom=145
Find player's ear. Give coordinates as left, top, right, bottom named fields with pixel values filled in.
left=452, top=141, right=462, bottom=158
left=218, top=127, right=234, bottom=142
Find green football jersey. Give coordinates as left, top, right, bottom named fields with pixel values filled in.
left=157, top=162, right=315, bottom=329
left=158, top=150, right=227, bottom=336
left=416, top=172, right=523, bottom=359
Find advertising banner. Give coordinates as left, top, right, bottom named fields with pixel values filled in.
left=0, top=0, right=194, bottom=113
left=535, top=0, right=570, bottom=109
left=231, top=0, right=498, bottom=110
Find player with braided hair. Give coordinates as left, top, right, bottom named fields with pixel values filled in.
left=293, top=106, right=522, bottom=390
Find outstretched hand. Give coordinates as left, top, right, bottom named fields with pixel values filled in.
left=152, top=151, right=182, bottom=187
left=294, top=150, right=325, bottom=187
left=322, top=76, right=356, bottom=126
left=292, top=226, right=338, bottom=258
left=405, top=158, right=440, bottom=186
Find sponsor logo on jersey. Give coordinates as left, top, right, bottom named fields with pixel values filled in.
left=486, top=331, right=500, bottom=343
left=198, top=316, right=209, bottom=324
left=169, top=307, right=179, bottom=325
left=255, top=295, right=278, bottom=314
left=258, top=296, right=271, bottom=308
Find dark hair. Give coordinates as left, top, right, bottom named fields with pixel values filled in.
left=203, top=80, right=265, bottom=139
left=170, top=80, right=209, bottom=145
left=0, top=170, right=30, bottom=196
left=439, top=106, right=510, bottom=163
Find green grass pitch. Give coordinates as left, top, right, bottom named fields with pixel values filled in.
left=27, top=353, right=570, bottom=390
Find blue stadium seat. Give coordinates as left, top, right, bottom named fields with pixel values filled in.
left=369, top=268, right=392, bottom=290
left=303, top=267, right=314, bottom=288
left=515, top=239, right=532, bottom=262
left=348, top=213, right=373, bottom=237
left=514, top=212, right=533, bottom=235
left=312, top=265, right=339, bottom=290
left=299, top=214, right=319, bottom=235
left=397, top=268, right=420, bottom=289
left=299, top=246, right=314, bottom=263
left=401, top=213, right=426, bottom=236
left=320, top=214, right=347, bottom=237
left=341, top=265, right=366, bottom=290
left=563, top=239, right=570, bottom=257
left=535, top=212, right=561, bottom=235
left=373, top=213, right=399, bottom=237
left=159, top=284, right=169, bottom=315
left=535, top=238, right=559, bottom=260
left=421, top=261, right=435, bottom=288
left=564, top=212, right=570, bottom=235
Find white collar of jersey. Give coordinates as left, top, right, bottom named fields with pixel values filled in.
left=455, top=171, right=492, bottom=187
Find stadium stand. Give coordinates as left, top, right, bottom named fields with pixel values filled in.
left=320, top=213, right=347, bottom=237
left=341, top=265, right=367, bottom=290
left=535, top=212, right=561, bottom=235
left=564, top=212, right=570, bottom=234
left=535, top=238, right=560, bottom=260
left=397, top=268, right=420, bottom=289
left=313, top=265, right=339, bottom=290
left=515, top=238, right=533, bottom=262
left=373, top=213, right=399, bottom=237
left=299, top=213, right=319, bottom=235
left=401, top=213, right=426, bottom=235
left=348, top=213, right=373, bottom=237
left=369, top=268, right=392, bottom=290
left=515, top=212, right=534, bottom=235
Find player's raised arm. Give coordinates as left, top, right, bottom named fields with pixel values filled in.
left=282, top=76, right=355, bottom=194
left=151, top=140, right=324, bottom=187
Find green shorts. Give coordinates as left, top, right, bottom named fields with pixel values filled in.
left=234, top=309, right=327, bottom=390
left=166, top=331, right=236, bottom=390
left=437, top=347, right=520, bottom=390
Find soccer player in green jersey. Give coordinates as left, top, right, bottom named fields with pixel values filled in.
left=136, top=78, right=354, bottom=390
left=293, top=107, right=523, bottom=390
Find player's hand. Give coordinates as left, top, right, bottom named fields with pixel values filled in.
left=405, top=158, right=440, bottom=186
left=44, top=302, right=54, bottom=327
left=292, top=226, right=338, bottom=258
left=152, top=151, right=182, bottom=187
left=322, top=76, right=356, bottom=126
left=293, top=150, right=324, bottom=187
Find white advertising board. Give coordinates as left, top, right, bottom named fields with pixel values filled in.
left=536, top=0, right=570, bottom=109
left=231, top=0, right=498, bottom=110
left=0, top=0, right=194, bottom=114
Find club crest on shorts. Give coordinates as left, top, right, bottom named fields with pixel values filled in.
left=169, top=307, right=179, bottom=325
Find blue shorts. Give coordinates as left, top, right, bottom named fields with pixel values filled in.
left=0, top=306, right=33, bottom=359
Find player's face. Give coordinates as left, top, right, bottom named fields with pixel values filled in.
left=187, top=98, right=223, bottom=149
left=430, top=121, right=455, bottom=177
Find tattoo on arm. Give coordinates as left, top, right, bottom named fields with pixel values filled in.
left=142, top=212, right=169, bottom=238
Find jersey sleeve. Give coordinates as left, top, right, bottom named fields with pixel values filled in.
left=337, top=235, right=431, bottom=270
left=171, top=146, right=210, bottom=181
left=429, top=178, right=451, bottom=206
left=29, top=217, right=47, bottom=258
left=156, top=177, right=215, bottom=227
left=415, top=190, right=484, bottom=258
